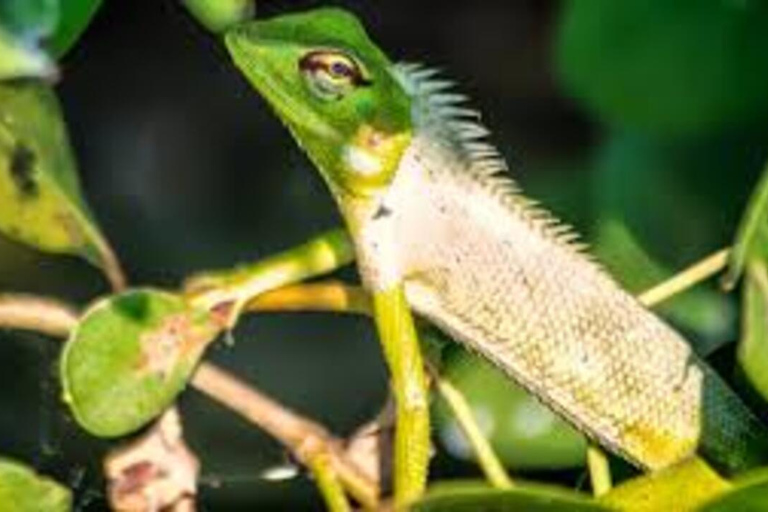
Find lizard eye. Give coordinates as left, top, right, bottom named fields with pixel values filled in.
left=299, top=50, right=371, bottom=101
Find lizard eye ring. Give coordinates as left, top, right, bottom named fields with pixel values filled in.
left=299, top=50, right=371, bottom=101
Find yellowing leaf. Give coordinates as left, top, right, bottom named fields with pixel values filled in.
left=0, top=457, right=71, bottom=512
left=0, top=81, right=124, bottom=289
left=599, top=458, right=729, bottom=511
left=60, top=289, right=222, bottom=437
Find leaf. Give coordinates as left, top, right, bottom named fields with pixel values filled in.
left=182, top=0, right=255, bottom=34
left=434, top=354, right=586, bottom=470
left=411, top=482, right=610, bottom=512
left=60, top=289, right=222, bottom=437
left=698, top=469, right=768, bottom=511
left=0, top=26, right=54, bottom=80
left=0, top=457, right=71, bottom=512
left=723, top=161, right=768, bottom=290
left=556, top=0, right=768, bottom=135
left=599, top=458, right=729, bottom=511
left=0, top=80, right=124, bottom=289
left=0, top=0, right=58, bottom=41
left=48, top=0, right=104, bottom=58
left=736, top=261, right=768, bottom=400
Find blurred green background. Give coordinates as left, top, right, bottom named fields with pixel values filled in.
left=2, top=0, right=768, bottom=509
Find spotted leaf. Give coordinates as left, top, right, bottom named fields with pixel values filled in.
left=60, top=289, right=222, bottom=437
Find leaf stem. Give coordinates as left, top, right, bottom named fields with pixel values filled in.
left=637, top=248, right=729, bottom=307
left=372, top=285, right=431, bottom=506
left=587, top=444, right=612, bottom=497
left=434, top=376, right=513, bottom=489
left=186, top=229, right=355, bottom=324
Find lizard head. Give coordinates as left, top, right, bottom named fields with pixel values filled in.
left=225, top=8, right=412, bottom=198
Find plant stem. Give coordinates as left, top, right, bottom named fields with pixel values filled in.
left=637, top=248, right=729, bottom=307
left=306, top=452, right=353, bottom=512
left=372, top=285, right=431, bottom=506
left=587, top=444, right=612, bottom=497
left=435, top=376, right=513, bottom=489
left=192, top=364, right=373, bottom=509
left=187, top=229, right=355, bottom=322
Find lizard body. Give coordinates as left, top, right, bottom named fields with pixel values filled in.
left=225, top=8, right=768, bottom=474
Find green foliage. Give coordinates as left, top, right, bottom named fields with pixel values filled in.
left=738, top=267, right=768, bottom=398
left=434, top=354, right=586, bottom=470
left=60, top=289, right=221, bottom=437
left=48, top=0, right=103, bottom=58
left=0, top=0, right=103, bottom=58
left=723, top=163, right=768, bottom=400
left=411, top=482, right=610, bottom=512
left=0, top=458, right=71, bottom=512
left=0, top=26, right=53, bottom=80
left=0, top=0, right=58, bottom=41
left=556, top=0, right=768, bottom=136
left=699, top=471, right=768, bottom=511
left=0, top=81, right=123, bottom=288
left=599, top=459, right=729, bottom=511
left=182, top=0, right=254, bottom=34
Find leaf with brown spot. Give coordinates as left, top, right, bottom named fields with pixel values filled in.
left=0, top=81, right=124, bottom=289
left=60, top=289, right=222, bottom=437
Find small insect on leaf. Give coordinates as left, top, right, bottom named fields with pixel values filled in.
left=0, top=81, right=125, bottom=289
left=60, top=289, right=223, bottom=437
left=0, top=457, right=72, bottom=512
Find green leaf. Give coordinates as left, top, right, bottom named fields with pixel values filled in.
left=0, top=81, right=124, bottom=289
left=556, top=0, right=768, bottom=136
left=736, top=261, right=768, bottom=399
left=0, top=26, right=54, bottom=80
left=0, top=457, right=71, bottom=512
left=599, top=458, right=729, bottom=511
left=724, top=161, right=768, bottom=290
left=434, top=354, right=586, bottom=470
left=411, top=482, right=610, bottom=512
left=48, top=0, right=103, bottom=58
left=60, top=289, right=221, bottom=437
left=182, top=0, right=254, bottom=34
left=698, top=469, right=768, bottom=511
left=0, top=0, right=58, bottom=41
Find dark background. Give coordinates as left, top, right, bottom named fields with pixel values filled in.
left=2, top=0, right=768, bottom=509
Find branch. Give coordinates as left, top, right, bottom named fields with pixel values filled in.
left=0, top=294, right=378, bottom=510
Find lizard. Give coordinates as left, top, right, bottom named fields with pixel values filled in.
left=221, top=5, right=768, bottom=495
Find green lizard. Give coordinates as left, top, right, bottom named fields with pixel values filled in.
left=222, top=6, right=768, bottom=501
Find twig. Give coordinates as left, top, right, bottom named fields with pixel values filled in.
left=586, top=444, right=612, bottom=496
left=637, top=248, right=729, bottom=307
left=192, top=364, right=376, bottom=509
left=434, top=376, right=513, bottom=489
left=0, top=294, right=78, bottom=337
left=0, top=294, right=378, bottom=510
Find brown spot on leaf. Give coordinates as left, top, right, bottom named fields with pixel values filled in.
left=137, top=313, right=219, bottom=380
